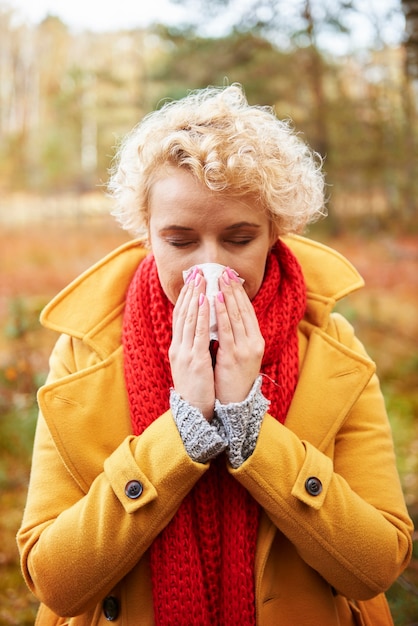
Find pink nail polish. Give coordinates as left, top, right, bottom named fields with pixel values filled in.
left=190, top=267, right=199, bottom=280
left=217, top=291, right=224, bottom=303
left=226, top=267, right=240, bottom=282
left=185, top=268, right=195, bottom=284
left=222, top=270, right=231, bottom=285
left=199, top=293, right=205, bottom=306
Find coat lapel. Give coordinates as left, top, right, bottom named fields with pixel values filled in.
left=286, top=325, right=376, bottom=451
left=38, top=345, right=132, bottom=493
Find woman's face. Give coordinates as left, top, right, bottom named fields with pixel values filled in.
left=148, top=167, right=275, bottom=304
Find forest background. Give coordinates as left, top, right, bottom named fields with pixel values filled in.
left=0, top=0, right=417, bottom=623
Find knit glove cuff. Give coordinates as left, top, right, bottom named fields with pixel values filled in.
left=214, top=376, right=269, bottom=469
left=170, top=390, right=228, bottom=464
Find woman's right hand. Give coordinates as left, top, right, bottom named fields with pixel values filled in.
left=169, top=271, right=215, bottom=420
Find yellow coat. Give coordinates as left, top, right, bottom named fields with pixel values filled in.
left=17, top=235, right=413, bottom=626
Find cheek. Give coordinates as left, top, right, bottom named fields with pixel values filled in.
left=245, top=280, right=262, bottom=301
left=157, top=268, right=183, bottom=304
left=151, top=247, right=182, bottom=304
left=239, top=265, right=266, bottom=301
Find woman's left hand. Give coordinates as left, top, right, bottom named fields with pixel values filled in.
left=214, top=268, right=265, bottom=404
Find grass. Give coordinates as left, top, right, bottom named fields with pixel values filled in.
left=0, top=405, right=39, bottom=625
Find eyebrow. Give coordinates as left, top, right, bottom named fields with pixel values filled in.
left=159, top=225, right=194, bottom=232
left=225, top=222, right=261, bottom=230
left=160, top=222, right=261, bottom=232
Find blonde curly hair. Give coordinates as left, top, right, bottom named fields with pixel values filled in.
left=108, top=84, right=326, bottom=242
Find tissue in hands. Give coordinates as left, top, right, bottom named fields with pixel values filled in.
left=182, top=263, right=244, bottom=340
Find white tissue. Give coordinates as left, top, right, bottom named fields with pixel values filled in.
left=182, top=263, right=244, bottom=340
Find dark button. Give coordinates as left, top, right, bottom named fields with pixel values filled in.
left=305, top=476, right=323, bottom=496
left=124, top=480, right=143, bottom=499
left=103, top=596, right=119, bottom=621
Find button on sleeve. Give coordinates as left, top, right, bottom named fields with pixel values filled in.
left=103, top=595, right=119, bottom=620
left=125, top=480, right=143, bottom=499
left=103, top=436, right=157, bottom=513
left=305, top=476, right=323, bottom=496
left=291, top=441, right=333, bottom=509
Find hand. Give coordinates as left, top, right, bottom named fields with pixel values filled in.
left=214, top=268, right=265, bottom=404
left=169, top=271, right=215, bottom=420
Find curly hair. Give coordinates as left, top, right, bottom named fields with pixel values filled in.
left=107, top=84, right=326, bottom=242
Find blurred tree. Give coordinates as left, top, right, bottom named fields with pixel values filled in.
left=402, top=0, right=418, bottom=79
left=149, top=27, right=293, bottom=104
left=0, top=8, right=38, bottom=188
left=167, top=0, right=404, bottom=51
left=0, top=9, right=152, bottom=192
left=148, top=24, right=332, bottom=156
left=400, top=0, right=418, bottom=224
left=35, top=16, right=75, bottom=190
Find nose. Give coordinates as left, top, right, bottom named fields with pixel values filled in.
left=199, top=240, right=225, bottom=266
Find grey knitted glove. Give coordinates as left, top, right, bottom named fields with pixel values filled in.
left=214, top=376, right=269, bottom=469
left=170, top=390, right=228, bottom=463
left=171, top=376, right=269, bottom=468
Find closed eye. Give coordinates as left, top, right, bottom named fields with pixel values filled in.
left=167, top=239, right=196, bottom=248
left=226, top=238, right=253, bottom=245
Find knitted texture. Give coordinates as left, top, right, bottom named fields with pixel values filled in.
left=170, top=388, right=228, bottom=463
left=214, top=376, right=269, bottom=469
left=122, top=240, right=306, bottom=626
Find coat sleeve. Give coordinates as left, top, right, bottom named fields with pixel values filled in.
left=17, top=334, right=208, bottom=617
left=229, top=313, right=413, bottom=600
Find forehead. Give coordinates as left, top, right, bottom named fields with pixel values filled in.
left=149, top=167, right=267, bottom=228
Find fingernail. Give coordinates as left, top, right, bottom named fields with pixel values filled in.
left=185, top=267, right=198, bottom=284
left=217, top=291, right=224, bottom=303
left=195, top=273, right=202, bottom=286
left=199, top=293, right=205, bottom=306
left=226, top=267, right=240, bottom=282
left=222, top=269, right=231, bottom=285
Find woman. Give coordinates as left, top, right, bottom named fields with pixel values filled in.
left=17, top=84, right=412, bottom=625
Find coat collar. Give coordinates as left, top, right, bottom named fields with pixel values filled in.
left=284, top=235, right=364, bottom=329
left=40, top=239, right=148, bottom=360
left=40, top=234, right=364, bottom=357
left=286, top=322, right=375, bottom=449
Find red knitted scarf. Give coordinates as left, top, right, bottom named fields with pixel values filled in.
left=122, top=240, right=306, bottom=626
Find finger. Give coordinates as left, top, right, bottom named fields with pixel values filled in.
left=218, top=270, right=250, bottom=342
left=212, top=288, right=231, bottom=344
left=230, top=286, right=261, bottom=338
left=194, top=292, right=210, bottom=348
left=172, top=279, right=195, bottom=344
left=182, top=273, right=207, bottom=345
left=174, top=272, right=207, bottom=347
